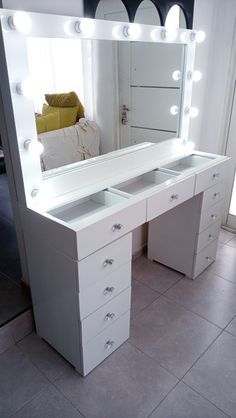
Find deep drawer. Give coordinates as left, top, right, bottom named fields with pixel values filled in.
left=147, top=175, right=195, bottom=221
left=78, top=262, right=131, bottom=319
left=195, top=221, right=221, bottom=254
left=193, top=239, right=218, bottom=279
left=80, top=287, right=131, bottom=343
left=78, top=233, right=132, bottom=291
left=82, top=311, right=130, bottom=376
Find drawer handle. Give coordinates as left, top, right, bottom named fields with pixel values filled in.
left=104, top=286, right=115, bottom=295
left=211, top=214, right=217, bottom=220
left=103, top=258, right=114, bottom=267
left=112, top=223, right=123, bottom=231
left=105, top=340, right=115, bottom=349
left=206, top=256, right=213, bottom=261
left=213, top=192, right=220, bottom=199
left=212, top=173, right=220, bottom=180
left=104, top=312, right=116, bottom=321
left=208, top=234, right=215, bottom=241
left=170, top=194, right=179, bottom=202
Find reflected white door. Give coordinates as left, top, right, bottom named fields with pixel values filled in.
left=225, top=80, right=236, bottom=229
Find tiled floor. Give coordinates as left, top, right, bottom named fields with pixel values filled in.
left=0, top=173, right=31, bottom=326
left=1, top=229, right=236, bottom=417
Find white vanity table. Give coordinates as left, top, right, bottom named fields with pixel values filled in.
left=0, top=10, right=231, bottom=376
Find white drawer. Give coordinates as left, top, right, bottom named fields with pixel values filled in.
left=199, top=200, right=223, bottom=233
left=78, top=234, right=132, bottom=291
left=77, top=200, right=146, bottom=260
left=82, top=311, right=130, bottom=376
left=195, top=221, right=221, bottom=254
left=193, top=239, right=218, bottom=279
left=81, top=287, right=131, bottom=343
left=147, top=175, right=195, bottom=221
left=201, top=181, right=224, bottom=210
left=195, top=158, right=230, bottom=194
left=79, top=262, right=131, bottom=319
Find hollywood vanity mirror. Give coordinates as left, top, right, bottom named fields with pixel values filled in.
left=0, top=9, right=231, bottom=376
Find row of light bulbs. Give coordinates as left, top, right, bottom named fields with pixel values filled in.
left=7, top=11, right=206, bottom=44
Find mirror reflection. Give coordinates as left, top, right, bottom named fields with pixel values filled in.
left=26, top=36, right=185, bottom=174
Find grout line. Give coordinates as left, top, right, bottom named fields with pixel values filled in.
left=52, top=377, right=86, bottom=418
left=8, top=383, right=52, bottom=418
left=146, top=380, right=181, bottom=418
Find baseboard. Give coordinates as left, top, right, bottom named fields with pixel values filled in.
left=132, top=244, right=147, bottom=261
left=0, top=309, right=34, bottom=355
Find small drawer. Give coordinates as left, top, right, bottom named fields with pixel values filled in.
left=80, top=287, right=131, bottom=343
left=147, top=175, right=194, bottom=221
left=82, top=311, right=130, bottom=376
left=201, top=181, right=224, bottom=210
left=199, top=200, right=223, bottom=233
left=78, top=234, right=132, bottom=291
left=77, top=200, right=146, bottom=260
left=195, top=158, right=230, bottom=194
left=78, top=262, right=131, bottom=319
left=193, top=239, right=218, bottom=278
left=195, top=221, right=221, bottom=254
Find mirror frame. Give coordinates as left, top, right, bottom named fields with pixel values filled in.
left=0, top=9, right=197, bottom=207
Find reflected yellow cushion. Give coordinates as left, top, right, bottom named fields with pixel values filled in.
left=35, top=112, right=60, bottom=134
left=45, top=91, right=84, bottom=119
left=42, top=104, right=78, bottom=128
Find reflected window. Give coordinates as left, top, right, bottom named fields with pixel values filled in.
left=95, top=0, right=129, bottom=22
left=134, top=0, right=161, bottom=25
left=165, top=5, right=187, bottom=29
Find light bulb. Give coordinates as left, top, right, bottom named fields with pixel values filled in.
left=161, top=28, right=177, bottom=41
left=74, top=19, right=95, bottom=37
left=170, top=106, right=179, bottom=115
left=112, top=25, right=121, bottom=39
left=196, top=30, right=206, bottom=43
left=185, top=106, right=199, bottom=117
left=188, top=70, right=202, bottom=82
left=31, top=189, right=40, bottom=199
left=123, top=24, right=141, bottom=39
left=8, top=11, right=31, bottom=33
left=24, top=139, right=44, bottom=155
left=16, top=80, right=32, bottom=98
left=180, top=31, right=188, bottom=42
left=150, top=28, right=159, bottom=41
left=172, top=71, right=181, bottom=81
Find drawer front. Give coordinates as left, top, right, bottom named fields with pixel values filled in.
left=195, top=159, right=230, bottom=195
left=81, top=287, right=131, bottom=343
left=77, top=200, right=146, bottom=260
left=82, top=311, right=130, bottom=376
left=79, top=262, right=131, bottom=319
left=147, top=175, right=195, bottom=221
left=199, top=200, right=223, bottom=233
left=78, top=234, right=132, bottom=291
left=195, top=221, right=221, bottom=254
left=193, top=239, right=218, bottom=278
left=201, top=181, right=225, bottom=210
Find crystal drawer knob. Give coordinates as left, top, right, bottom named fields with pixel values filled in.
left=170, top=194, right=179, bottom=202
left=211, top=214, right=217, bottom=220
left=208, top=234, right=215, bottom=241
left=104, top=312, right=115, bottom=321
left=105, top=340, right=115, bottom=349
left=103, top=259, right=114, bottom=267
left=104, top=286, right=115, bottom=295
left=212, top=173, right=220, bottom=180
left=112, top=223, right=123, bottom=231
left=206, top=256, right=212, bottom=261
left=213, top=192, right=220, bottom=199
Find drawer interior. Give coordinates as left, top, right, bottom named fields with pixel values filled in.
left=161, top=154, right=215, bottom=172
left=47, top=190, right=128, bottom=223
left=112, top=169, right=179, bottom=195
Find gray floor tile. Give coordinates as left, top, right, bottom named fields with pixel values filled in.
left=130, top=296, right=221, bottom=378
left=165, top=271, right=236, bottom=328
left=184, top=332, right=236, bottom=418
left=0, top=346, right=48, bottom=417
left=10, top=309, right=34, bottom=343
left=55, top=342, right=178, bottom=418
left=150, top=382, right=228, bottom=418
left=218, top=228, right=235, bottom=244
left=12, top=384, right=83, bottom=418
left=18, top=332, right=71, bottom=382
left=0, top=325, right=14, bottom=354
left=226, top=316, right=236, bottom=336
left=208, top=244, right=236, bottom=283
left=131, top=279, right=160, bottom=316
left=132, top=256, right=183, bottom=293
left=226, top=235, right=236, bottom=249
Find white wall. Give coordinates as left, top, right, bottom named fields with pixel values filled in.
left=2, top=0, right=83, bottom=16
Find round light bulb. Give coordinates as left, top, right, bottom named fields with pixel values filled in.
left=16, top=80, right=32, bottom=98
left=161, top=28, right=177, bottom=41
left=150, top=28, right=159, bottom=41
left=189, top=107, right=199, bottom=117
left=123, top=24, right=141, bottom=39
left=192, top=70, right=202, bottom=82
left=112, top=25, right=121, bottom=39
left=24, top=139, right=44, bottom=155
left=196, top=30, right=206, bottom=43
left=74, top=19, right=95, bottom=37
left=172, top=70, right=181, bottom=81
left=170, top=105, right=179, bottom=115
left=180, top=31, right=188, bottom=42
left=8, top=12, right=31, bottom=33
